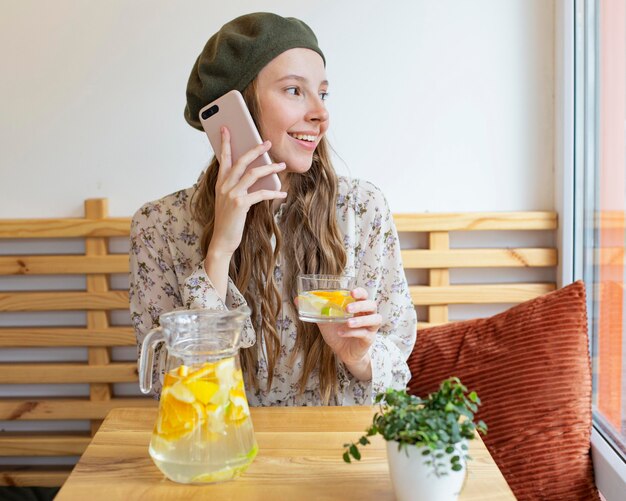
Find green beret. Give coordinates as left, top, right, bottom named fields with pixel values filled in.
left=184, top=12, right=325, bottom=131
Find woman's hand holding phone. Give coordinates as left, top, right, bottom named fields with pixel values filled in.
left=204, top=126, right=287, bottom=299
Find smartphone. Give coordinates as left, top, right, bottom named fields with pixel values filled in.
left=198, top=90, right=281, bottom=193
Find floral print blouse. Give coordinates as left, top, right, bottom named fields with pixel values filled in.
left=130, top=176, right=417, bottom=406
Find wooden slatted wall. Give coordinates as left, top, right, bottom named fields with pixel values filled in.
left=0, top=200, right=152, bottom=487
left=395, top=212, right=558, bottom=328
left=0, top=201, right=557, bottom=486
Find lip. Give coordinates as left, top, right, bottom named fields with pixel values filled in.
left=287, top=134, right=318, bottom=151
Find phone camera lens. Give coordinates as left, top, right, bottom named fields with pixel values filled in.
left=201, top=105, right=219, bottom=120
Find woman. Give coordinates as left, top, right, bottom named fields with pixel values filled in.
left=130, top=12, right=417, bottom=406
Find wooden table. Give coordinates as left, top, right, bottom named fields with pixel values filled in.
left=56, top=406, right=516, bottom=500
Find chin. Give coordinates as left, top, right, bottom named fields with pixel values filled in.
left=282, top=154, right=315, bottom=174
left=287, top=163, right=314, bottom=175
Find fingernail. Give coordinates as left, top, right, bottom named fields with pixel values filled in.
left=264, top=140, right=271, bottom=146
left=348, top=319, right=357, bottom=327
left=220, top=126, right=225, bottom=134
left=279, top=192, right=288, bottom=197
left=278, top=162, right=286, bottom=168
left=346, top=304, right=354, bottom=313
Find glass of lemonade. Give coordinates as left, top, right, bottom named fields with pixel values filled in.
left=139, top=308, right=258, bottom=484
left=297, top=274, right=356, bottom=323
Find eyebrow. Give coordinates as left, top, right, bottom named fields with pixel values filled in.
left=276, top=74, right=329, bottom=86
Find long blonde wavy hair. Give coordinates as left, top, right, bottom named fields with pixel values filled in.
left=191, top=79, right=346, bottom=404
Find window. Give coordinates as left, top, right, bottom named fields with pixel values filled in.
left=576, top=0, right=626, bottom=463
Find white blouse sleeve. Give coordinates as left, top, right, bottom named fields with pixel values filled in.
left=338, top=182, right=417, bottom=404
left=129, top=203, right=255, bottom=396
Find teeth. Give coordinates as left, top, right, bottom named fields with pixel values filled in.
left=290, top=133, right=316, bottom=142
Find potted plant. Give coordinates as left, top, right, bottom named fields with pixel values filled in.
left=343, top=377, right=487, bottom=501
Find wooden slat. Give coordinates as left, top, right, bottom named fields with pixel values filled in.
left=401, top=248, right=557, bottom=268
left=0, top=291, right=129, bottom=311
left=417, top=321, right=446, bottom=329
left=428, top=232, right=449, bottom=324
left=85, top=199, right=112, bottom=435
left=0, top=327, right=134, bottom=347
left=0, top=212, right=558, bottom=237
left=597, top=210, right=625, bottom=229
left=0, top=398, right=155, bottom=420
left=0, top=467, right=72, bottom=487
left=0, top=363, right=138, bottom=383
left=596, top=247, right=624, bottom=266
left=394, top=211, right=557, bottom=232
left=0, top=218, right=131, bottom=238
left=409, top=283, right=555, bottom=305
left=0, top=434, right=90, bottom=456
left=0, top=255, right=129, bottom=275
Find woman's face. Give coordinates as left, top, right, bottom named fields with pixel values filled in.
left=255, top=48, right=329, bottom=175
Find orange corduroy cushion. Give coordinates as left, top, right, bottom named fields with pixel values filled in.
left=407, top=281, right=599, bottom=501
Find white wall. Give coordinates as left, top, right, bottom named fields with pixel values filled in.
left=0, top=0, right=555, bottom=217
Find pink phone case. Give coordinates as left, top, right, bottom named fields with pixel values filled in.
left=198, top=90, right=281, bottom=193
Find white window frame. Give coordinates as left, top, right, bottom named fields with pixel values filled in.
left=557, top=1, right=626, bottom=499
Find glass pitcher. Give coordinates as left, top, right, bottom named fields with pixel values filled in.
left=139, top=307, right=258, bottom=484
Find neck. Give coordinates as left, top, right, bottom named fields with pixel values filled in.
left=278, top=171, right=289, bottom=190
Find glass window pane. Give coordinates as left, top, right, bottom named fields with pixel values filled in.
left=583, top=0, right=626, bottom=457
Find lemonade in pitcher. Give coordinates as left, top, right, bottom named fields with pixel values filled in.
left=139, top=307, right=257, bottom=484
left=149, top=357, right=257, bottom=483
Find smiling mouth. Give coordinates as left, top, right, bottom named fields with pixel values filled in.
left=288, top=133, right=317, bottom=142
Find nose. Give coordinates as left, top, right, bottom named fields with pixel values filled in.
left=305, top=95, right=329, bottom=124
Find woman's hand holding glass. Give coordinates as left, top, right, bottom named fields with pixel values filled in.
left=316, top=287, right=382, bottom=381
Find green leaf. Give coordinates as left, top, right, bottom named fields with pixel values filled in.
left=349, top=444, right=361, bottom=461
left=359, top=436, right=370, bottom=446
left=343, top=451, right=351, bottom=463
left=452, top=463, right=463, bottom=471
left=422, top=449, right=431, bottom=456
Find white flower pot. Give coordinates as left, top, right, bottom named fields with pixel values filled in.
left=385, top=440, right=467, bottom=501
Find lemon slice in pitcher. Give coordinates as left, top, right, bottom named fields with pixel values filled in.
left=186, top=380, right=219, bottom=405
left=191, top=465, right=244, bottom=483
left=227, top=388, right=251, bottom=424
left=156, top=388, right=204, bottom=441
left=169, top=381, right=196, bottom=403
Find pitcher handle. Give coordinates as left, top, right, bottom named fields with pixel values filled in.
left=139, top=326, right=165, bottom=394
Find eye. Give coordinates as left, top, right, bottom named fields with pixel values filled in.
left=286, top=87, right=301, bottom=96
left=320, top=92, right=330, bottom=101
